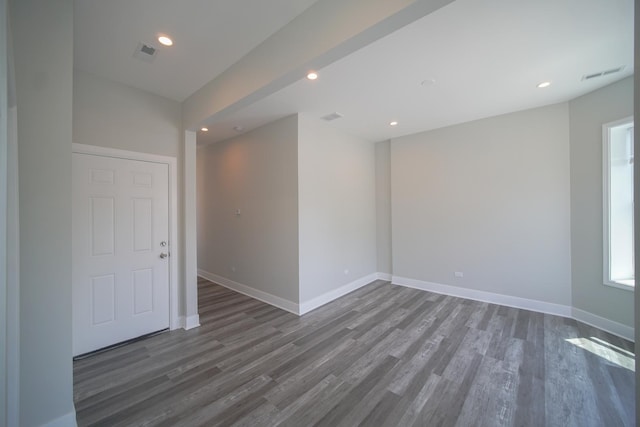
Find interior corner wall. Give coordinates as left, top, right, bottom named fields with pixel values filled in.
left=391, top=103, right=572, bottom=306
left=197, top=115, right=300, bottom=304
left=569, top=76, right=634, bottom=328
left=298, top=115, right=377, bottom=303
left=375, top=140, right=392, bottom=274
left=10, top=0, right=76, bottom=425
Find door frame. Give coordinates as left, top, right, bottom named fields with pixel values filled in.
left=72, top=143, right=181, bottom=330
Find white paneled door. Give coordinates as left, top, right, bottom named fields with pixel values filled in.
left=72, top=153, right=170, bottom=356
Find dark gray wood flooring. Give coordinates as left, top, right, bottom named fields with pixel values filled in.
left=74, top=278, right=635, bottom=426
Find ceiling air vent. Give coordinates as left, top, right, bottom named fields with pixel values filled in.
left=133, top=42, right=158, bottom=63
left=321, top=112, right=344, bottom=121
left=582, top=66, right=625, bottom=81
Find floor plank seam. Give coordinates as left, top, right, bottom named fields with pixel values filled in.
left=74, top=280, right=635, bottom=427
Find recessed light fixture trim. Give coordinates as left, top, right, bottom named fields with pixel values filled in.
left=233, top=126, right=244, bottom=132
left=306, top=71, right=318, bottom=80
left=158, top=35, right=173, bottom=46
left=537, top=81, right=551, bottom=88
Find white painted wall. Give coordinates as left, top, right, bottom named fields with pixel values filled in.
left=11, top=0, right=76, bottom=426
left=298, top=115, right=377, bottom=302
left=634, top=4, right=639, bottom=413
left=391, top=103, right=572, bottom=306
left=5, top=42, right=19, bottom=427
left=183, top=131, right=199, bottom=327
left=197, top=115, right=300, bottom=303
left=0, top=0, right=8, bottom=423
left=74, top=69, right=181, bottom=158
left=569, top=76, right=634, bottom=327
left=375, top=140, right=392, bottom=275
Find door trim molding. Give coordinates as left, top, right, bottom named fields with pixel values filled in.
left=72, top=143, right=181, bottom=330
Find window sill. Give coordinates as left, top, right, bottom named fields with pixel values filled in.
left=604, top=280, right=635, bottom=292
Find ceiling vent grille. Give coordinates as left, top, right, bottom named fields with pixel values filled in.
left=582, top=66, right=625, bottom=81
left=321, top=112, right=344, bottom=121
left=133, top=42, right=158, bottom=63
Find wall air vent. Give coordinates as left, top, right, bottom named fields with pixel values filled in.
left=321, top=112, right=344, bottom=121
left=582, top=66, right=625, bottom=81
left=133, top=42, right=158, bottom=63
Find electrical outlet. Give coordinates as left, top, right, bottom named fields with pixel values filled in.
left=454, top=271, right=464, bottom=278
left=344, top=269, right=349, bottom=275
left=230, top=266, right=236, bottom=273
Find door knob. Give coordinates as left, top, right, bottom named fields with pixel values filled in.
left=160, top=252, right=168, bottom=259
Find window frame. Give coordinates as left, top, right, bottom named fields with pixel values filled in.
left=602, top=116, right=634, bottom=291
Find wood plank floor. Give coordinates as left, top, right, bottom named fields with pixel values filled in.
left=74, top=278, right=635, bottom=426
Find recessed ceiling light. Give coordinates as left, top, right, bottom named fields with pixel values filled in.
left=158, top=35, right=173, bottom=46
left=200, top=127, right=208, bottom=132
left=390, top=121, right=398, bottom=126
left=306, top=72, right=318, bottom=80
left=233, top=125, right=244, bottom=132
left=420, top=79, right=436, bottom=86
left=537, top=81, right=551, bottom=88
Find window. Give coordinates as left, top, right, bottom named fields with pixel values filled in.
left=603, top=117, right=634, bottom=290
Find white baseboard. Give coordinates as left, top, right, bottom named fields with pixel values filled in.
left=392, top=275, right=635, bottom=342
left=571, top=308, right=634, bottom=342
left=198, top=270, right=381, bottom=316
left=392, top=276, right=572, bottom=318
left=171, top=316, right=182, bottom=330
left=43, top=410, right=77, bottom=427
left=299, top=273, right=379, bottom=315
left=198, top=269, right=300, bottom=315
left=184, top=314, right=200, bottom=330
left=376, top=272, right=392, bottom=281
left=197, top=270, right=635, bottom=342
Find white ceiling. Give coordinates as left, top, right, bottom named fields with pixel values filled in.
left=199, top=0, right=634, bottom=144
left=74, top=0, right=634, bottom=145
left=74, top=0, right=319, bottom=101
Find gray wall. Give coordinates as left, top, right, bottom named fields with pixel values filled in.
left=74, top=70, right=182, bottom=158
left=0, top=0, right=8, bottom=423
left=197, top=115, right=300, bottom=303
left=298, top=115, right=377, bottom=302
left=391, top=103, right=573, bottom=305
left=11, top=0, right=75, bottom=425
left=375, top=141, right=392, bottom=275
left=634, top=0, right=639, bottom=416
left=569, top=76, right=634, bottom=327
